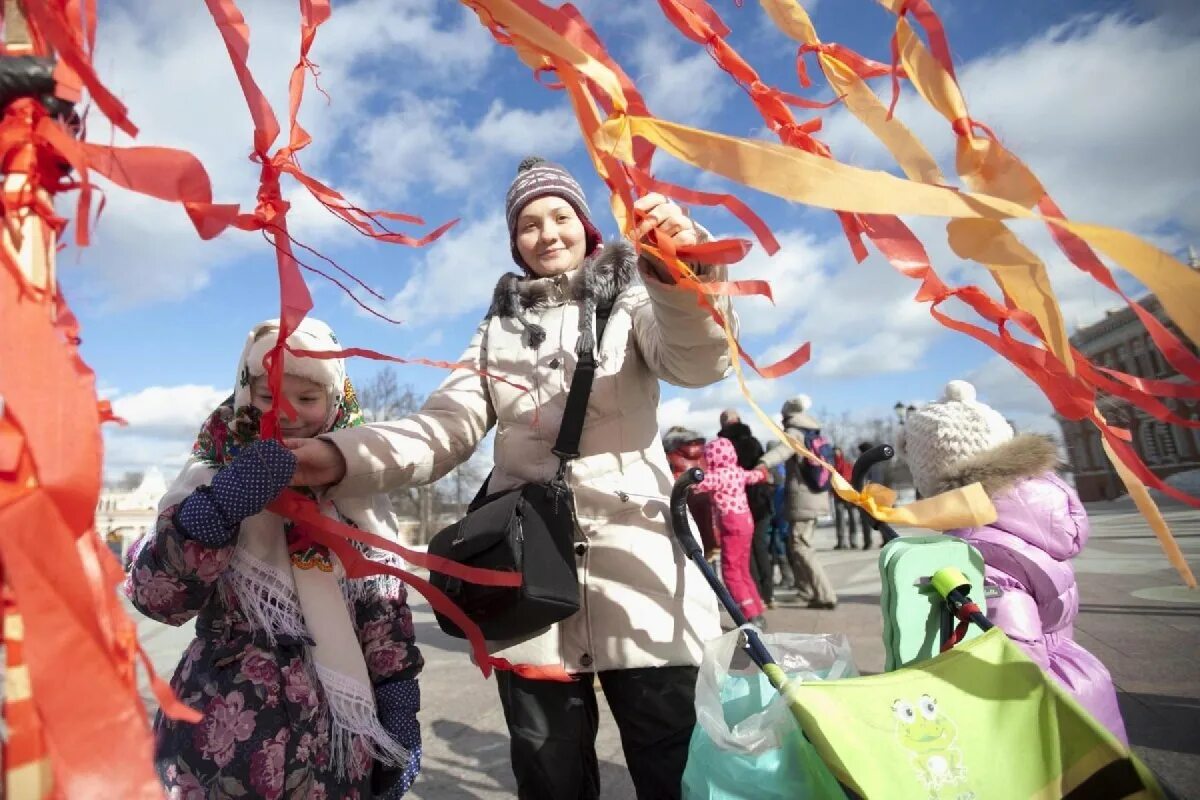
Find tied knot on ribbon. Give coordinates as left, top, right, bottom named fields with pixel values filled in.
left=779, top=121, right=829, bottom=157
left=0, top=99, right=74, bottom=230
left=750, top=81, right=791, bottom=128
left=855, top=482, right=898, bottom=519
left=950, top=116, right=997, bottom=141
left=248, top=161, right=291, bottom=228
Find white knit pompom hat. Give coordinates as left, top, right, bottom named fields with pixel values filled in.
left=781, top=394, right=812, bottom=418
left=899, top=380, right=1014, bottom=498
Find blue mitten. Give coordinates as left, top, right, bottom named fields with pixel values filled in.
left=175, top=439, right=297, bottom=547
left=372, top=679, right=422, bottom=799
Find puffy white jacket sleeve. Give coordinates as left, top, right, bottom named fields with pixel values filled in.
left=324, top=321, right=496, bottom=499
left=631, top=256, right=737, bottom=388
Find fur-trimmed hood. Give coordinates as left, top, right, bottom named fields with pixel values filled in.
left=945, top=434, right=1089, bottom=561
left=933, top=433, right=1059, bottom=497
left=486, top=240, right=638, bottom=352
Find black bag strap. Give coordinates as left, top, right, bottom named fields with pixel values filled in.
left=552, top=349, right=595, bottom=461
left=470, top=300, right=612, bottom=506
left=552, top=299, right=612, bottom=462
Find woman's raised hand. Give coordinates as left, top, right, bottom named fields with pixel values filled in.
left=283, top=437, right=348, bottom=488
left=633, top=193, right=702, bottom=283
left=633, top=192, right=699, bottom=249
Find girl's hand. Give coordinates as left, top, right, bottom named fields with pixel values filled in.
left=283, top=437, right=347, bottom=488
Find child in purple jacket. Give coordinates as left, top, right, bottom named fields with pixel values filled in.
left=900, top=380, right=1128, bottom=744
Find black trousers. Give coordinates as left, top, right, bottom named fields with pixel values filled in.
left=496, top=665, right=699, bottom=800
left=747, top=515, right=774, bottom=604
left=833, top=497, right=858, bottom=546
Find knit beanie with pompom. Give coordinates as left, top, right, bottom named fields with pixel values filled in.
left=505, top=155, right=602, bottom=271
left=898, top=380, right=1014, bottom=498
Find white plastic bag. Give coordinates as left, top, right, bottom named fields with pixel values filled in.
left=683, top=629, right=855, bottom=799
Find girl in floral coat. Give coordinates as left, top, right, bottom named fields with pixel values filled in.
left=126, top=318, right=423, bottom=799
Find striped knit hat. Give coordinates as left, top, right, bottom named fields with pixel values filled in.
left=505, top=155, right=601, bottom=271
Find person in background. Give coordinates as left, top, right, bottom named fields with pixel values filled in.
left=665, top=426, right=721, bottom=569
left=766, top=459, right=794, bottom=589
left=717, top=409, right=776, bottom=609
left=694, top=437, right=770, bottom=629
left=831, top=446, right=858, bottom=550
left=856, top=441, right=887, bottom=549
left=758, top=396, right=838, bottom=610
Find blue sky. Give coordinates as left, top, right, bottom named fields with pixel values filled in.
left=67, top=0, right=1200, bottom=479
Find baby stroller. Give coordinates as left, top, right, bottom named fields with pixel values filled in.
left=671, top=450, right=1165, bottom=800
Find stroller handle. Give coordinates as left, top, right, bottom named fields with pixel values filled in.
left=851, top=443, right=894, bottom=489
left=851, top=444, right=900, bottom=544
left=670, top=467, right=706, bottom=560
left=669, top=468, right=777, bottom=671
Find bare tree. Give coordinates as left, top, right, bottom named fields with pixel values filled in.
left=438, top=456, right=489, bottom=514
left=356, top=368, right=438, bottom=541
left=116, top=471, right=144, bottom=491
left=812, top=407, right=912, bottom=489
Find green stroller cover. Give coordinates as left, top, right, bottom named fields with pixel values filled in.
left=781, top=627, right=1163, bottom=799
left=880, top=536, right=987, bottom=671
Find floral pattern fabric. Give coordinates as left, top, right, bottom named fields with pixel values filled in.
left=127, top=507, right=421, bottom=799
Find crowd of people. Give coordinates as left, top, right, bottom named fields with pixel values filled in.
left=664, top=400, right=890, bottom=620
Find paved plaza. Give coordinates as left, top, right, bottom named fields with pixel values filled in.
left=133, top=499, right=1200, bottom=798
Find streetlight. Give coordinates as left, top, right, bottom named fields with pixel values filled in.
left=893, top=401, right=907, bottom=424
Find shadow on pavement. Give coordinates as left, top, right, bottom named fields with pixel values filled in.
left=415, top=718, right=633, bottom=800
left=1080, top=603, right=1200, bottom=618
left=1120, top=692, right=1200, bottom=756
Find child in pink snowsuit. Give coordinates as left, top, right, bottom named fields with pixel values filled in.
left=696, top=438, right=769, bottom=624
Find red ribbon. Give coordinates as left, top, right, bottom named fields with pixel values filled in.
left=269, top=491, right=522, bottom=677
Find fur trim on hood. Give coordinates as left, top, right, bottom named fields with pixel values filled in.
left=932, top=433, right=1059, bottom=497
left=486, top=240, right=638, bottom=352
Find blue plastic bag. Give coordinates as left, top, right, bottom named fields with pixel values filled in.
left=682, top=630, right=853, bottom=799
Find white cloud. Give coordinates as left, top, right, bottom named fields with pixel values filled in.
left=104, top=384, right=228, bottom=477
left=658, top=374, right=794, bottom=440
left=354, top=97, right=578, bottom=203
left=381, top=214, right=509, bottom=326
left=731, top=226, right=944, bottom=378
left=111, top=384, right=229, bottom=436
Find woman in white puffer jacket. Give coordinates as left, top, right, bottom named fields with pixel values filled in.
left=288, top=156, right=737, bottom=800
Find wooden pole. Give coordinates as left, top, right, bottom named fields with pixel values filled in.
left=1, top=0, right=56, bottom=297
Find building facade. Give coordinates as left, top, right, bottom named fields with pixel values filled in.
left=95, top=468, right=167, bottom=564
left=1057, top=267, right=1200, bottom=501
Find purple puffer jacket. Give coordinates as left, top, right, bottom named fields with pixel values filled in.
left=951, top=471, right=1128, bottom=744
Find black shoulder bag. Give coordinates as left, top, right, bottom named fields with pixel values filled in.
left=426, top=345, right=598, bottom=641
